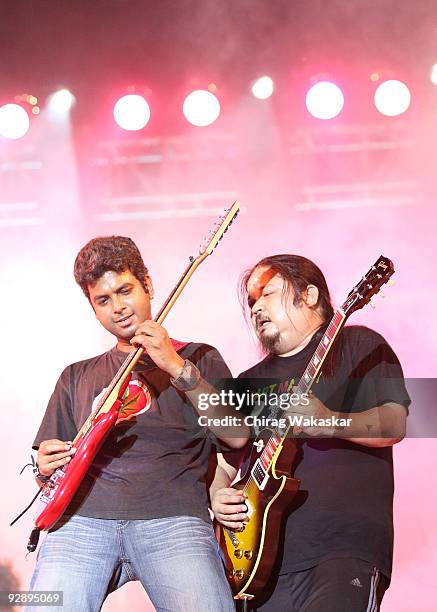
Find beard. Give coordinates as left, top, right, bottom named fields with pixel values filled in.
left=258, top=327, right=281, bottom=353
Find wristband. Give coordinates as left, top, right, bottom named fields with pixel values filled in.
left=170, top=359, right=201, bottom=392
left=33, top=464, right=49, bottom=484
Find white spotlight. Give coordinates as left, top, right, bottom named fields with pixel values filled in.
left=252, top=76, right=274, bottom=100
left=306, top=81, right=344, bottom=120
left=48, top=89, right=76, bottom=114
left=113, top=95, right=151, bottom=131
left=0, top=104, right=30, bottom=139
left=431, top=64, right=437, bottom=85
left=183, top=90, right=221, bottom=127
left=374, top=80, right=411, bottom=117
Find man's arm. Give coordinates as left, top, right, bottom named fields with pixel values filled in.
left=32, top=365, right=79, bottom=486
left=34, top=439, right=77, bottom=487
left=288, top=394, right=407, bottom=448
left=334, top=401, right=407, bottom=447
left=184, top=379, right=250, bottom=448
left=131, top=320, right=250, bottom=448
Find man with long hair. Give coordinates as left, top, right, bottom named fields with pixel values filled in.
left=211, top=254, right=409, bottom=611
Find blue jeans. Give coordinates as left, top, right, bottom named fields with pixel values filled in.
left=26, top=515, right=235, bottom=612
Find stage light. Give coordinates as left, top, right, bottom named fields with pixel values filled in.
left=251, top=76, right=274, bottom=100
left=48, top=89, right=76, bottom=114
left=113, top=94, right=151, bottom=131
left=305, top=81, right=344, bottom=120
left=374, top=80, right=411, bottom=116
left=183, top=90, right=221, bottom=127
left=0, top=103, right=30, bottom=139
left=431, top=64, right=437, bottom=85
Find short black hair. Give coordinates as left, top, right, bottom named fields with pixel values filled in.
left=74, top=236, right=149, bottom=299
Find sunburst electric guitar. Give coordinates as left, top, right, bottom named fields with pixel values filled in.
left=217, top=255, right=395, bottom=601
left=28, top=202, right=240, bottom=552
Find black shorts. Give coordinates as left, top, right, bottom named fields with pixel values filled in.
left=252, top=558, right=389, bottom=612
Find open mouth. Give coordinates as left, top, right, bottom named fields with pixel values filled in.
left=256, top=317, right=271, bottom=332
left=116, top=314, right=134, bottom=327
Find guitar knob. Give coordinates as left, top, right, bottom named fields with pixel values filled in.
left=236, top=525, right=245, bottom=532
left=235, top=569, right=245, bottom=580
left=229, top=569, right=236, bottom=578
left=244, top=550, right=253, bottom=559
left=234, top=549, right=243, bottom=559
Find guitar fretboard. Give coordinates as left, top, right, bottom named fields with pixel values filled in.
left=252, top=309, right=347, bottom=486
left=295, top=309, right=346, bottom=396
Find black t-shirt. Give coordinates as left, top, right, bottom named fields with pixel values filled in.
left=33, top=342, right=231, bottom=523
left=237, top=325, right=410, bottom=579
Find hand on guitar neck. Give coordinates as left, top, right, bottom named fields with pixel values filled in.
left=131, top=320, right=249, bottom=449
left=130, top=320, right=185, bottom=378
left=286, top=388, right=407, bottom=446
left=285, top=389, right=336, bottom=437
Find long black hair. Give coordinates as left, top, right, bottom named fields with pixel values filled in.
left=240, top=254, right=334, bottom=322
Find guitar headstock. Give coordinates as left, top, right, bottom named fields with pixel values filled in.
left=341, top=256, right=395, bottom=316
left=198, top=201, right=240, bottom=258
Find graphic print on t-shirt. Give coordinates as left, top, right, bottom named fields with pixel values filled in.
left=90, top=378, right=152, bottom=425
left=117, top=378, right=152, bottom=423
left=249, top=377, right=297, bottom=434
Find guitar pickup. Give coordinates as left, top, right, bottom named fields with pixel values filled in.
left=250, top=462, right=269, bottom=491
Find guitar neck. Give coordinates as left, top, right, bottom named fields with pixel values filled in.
left=280, top=308, right=348, bottom=437
left=154, top=256, right=205, bottom=324
left=256, top=309, right=348, bottom=473
left=295, top=309, right=346, bottom=396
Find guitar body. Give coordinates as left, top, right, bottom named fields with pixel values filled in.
left=34, top=396, right=124, bottom=531
left=218, top=431, right=300, bottom=600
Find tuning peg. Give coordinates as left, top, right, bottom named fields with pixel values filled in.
left=388, top=279, right=395, bottom=286
left=369, top=300, right=376, bottom=309
left=380, top=290, right=385, bottom=298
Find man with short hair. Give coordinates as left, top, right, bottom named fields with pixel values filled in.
left=28, top=235, right=245, bottom=612
left=211, top=254, right=410, bottom=611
